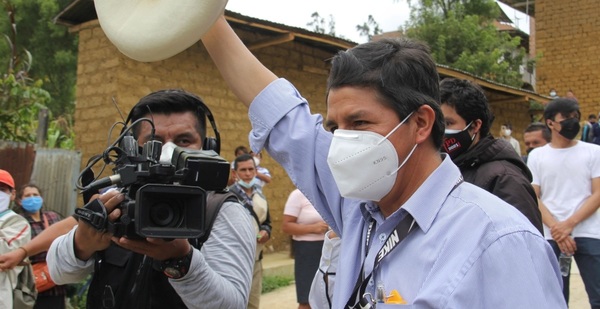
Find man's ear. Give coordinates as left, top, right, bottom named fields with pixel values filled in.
left=413, top=105, right=436, bottom=145
left=470, top=119, right=483, bottom=135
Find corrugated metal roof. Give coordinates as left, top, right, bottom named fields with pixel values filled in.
left=1, top=141, right=81, bottom=217
left=31, top=148, right=82, bottom=217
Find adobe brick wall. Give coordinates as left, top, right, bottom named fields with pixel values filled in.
left=488, top=99, right=532, bottom=156
left=535, top=0, right=600, bottom=119
left=74, top=21, right=331, bottom=251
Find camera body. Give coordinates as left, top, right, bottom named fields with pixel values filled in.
left=107, top=136, right=231, bottom=239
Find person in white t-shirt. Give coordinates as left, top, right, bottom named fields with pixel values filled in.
left=527, top=98, right=600, bottom=308
left=500, top=122, right=522, bottom=156
left=282, top=189, right=328, bottom=309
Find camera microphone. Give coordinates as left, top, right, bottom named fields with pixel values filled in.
left=82, top=175, right=122, bottom=195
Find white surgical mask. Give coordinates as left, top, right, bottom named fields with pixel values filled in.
left=238, top=178, right=257, bottom=189
left=159, top=142, right=178, bottom=164
left=0, top=191, right=11, bottom=213
left=327, top=112, right=417, bottom=201
left=504, top=129, right=512, bottom=137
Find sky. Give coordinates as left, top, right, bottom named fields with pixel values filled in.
left=226, top=0, right=412, bottom=43
left=225, top=0, right=530, bottom=44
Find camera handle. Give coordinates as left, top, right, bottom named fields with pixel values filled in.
left=75, top=199, right=109, bottom=231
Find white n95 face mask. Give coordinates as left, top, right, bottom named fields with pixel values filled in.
left=159, top=142, right=178, bottom=164
left=326, top=112, right=417, bottom=202
left=0, top=190, right=11, bottom=213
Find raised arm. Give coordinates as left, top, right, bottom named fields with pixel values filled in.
left=201, top=15, right=278, bottom=106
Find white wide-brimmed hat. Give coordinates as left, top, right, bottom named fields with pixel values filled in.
left=95, top=0, right=228, bottom=62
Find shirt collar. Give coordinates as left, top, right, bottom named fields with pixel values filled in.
left=360, top=154, right=463, bottom=233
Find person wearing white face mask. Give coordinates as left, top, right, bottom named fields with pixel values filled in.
left=500, top=122, right=522, bottom=155
left=0, top=169, right=32, bottom=308
left=440, top=78, right=542, bottom=233
left=202, top=15, right=565, bottom=308
left=228, top=153, right=271, bottom=309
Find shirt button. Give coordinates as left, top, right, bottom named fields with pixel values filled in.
left=379, top=233, right=387, bottom=243
left=369, top=279, right=374, bottom=286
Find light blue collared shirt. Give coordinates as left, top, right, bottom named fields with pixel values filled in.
left=249, top=79, right=565, bottom=308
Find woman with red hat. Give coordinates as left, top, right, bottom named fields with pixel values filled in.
left=0, top=169, right=32, bottom=308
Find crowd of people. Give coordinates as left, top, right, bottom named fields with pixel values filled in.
left=2, top=10, right=600, bottom=309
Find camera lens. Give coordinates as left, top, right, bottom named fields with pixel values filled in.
left=149, top=201, right=182, bottom=227
left=136, top=184, right=205, bottom=238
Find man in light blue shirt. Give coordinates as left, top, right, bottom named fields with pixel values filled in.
left=202, top=15, right=565, bottom=308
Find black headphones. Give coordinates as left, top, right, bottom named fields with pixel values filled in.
left=122, top=90, right=222, bottom=154
left=198, top=101, right=221, bottom=154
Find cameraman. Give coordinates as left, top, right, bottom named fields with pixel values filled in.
left=46, top=90, right=256, bottom=309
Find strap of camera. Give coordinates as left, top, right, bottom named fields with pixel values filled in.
left=190, top=191, right=238, bottom=250
left=75, top=199, right=109, bottom=231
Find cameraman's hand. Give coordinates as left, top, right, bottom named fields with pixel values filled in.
left=74, top=190, right=124, bottom=261
left=113, top=237, right=191, bottom=261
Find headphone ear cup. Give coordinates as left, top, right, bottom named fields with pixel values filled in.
left=203, top=137, right=219, bottom=153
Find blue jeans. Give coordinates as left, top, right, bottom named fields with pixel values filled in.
left=549, top=238, right=600, bottom=309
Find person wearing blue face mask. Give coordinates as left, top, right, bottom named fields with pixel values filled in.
left=228, top=153, right=271, bottom=309
left=439, top=78, right=542, bottom=234
left=17, top=184, right=66, bottom=309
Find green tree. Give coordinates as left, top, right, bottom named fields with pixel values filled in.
left=0, top=0, right=77, bottom=116
left=1, top=0, right=74, bottom=148
left=356, top=15, right=383, bottom=41
left=307, top=12, right=337, bottom=37
left=403, top=0, right=526, bottom=87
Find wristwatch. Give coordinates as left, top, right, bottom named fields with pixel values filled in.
left=160, top=248, right=194, bottom=279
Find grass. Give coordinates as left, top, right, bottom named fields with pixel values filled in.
left=261, top=275, right=295, bottom=294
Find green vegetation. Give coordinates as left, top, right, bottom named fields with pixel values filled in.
left=65, top=276, right=90, bottom=309
left=404, top=0, right=528, bottom=87
left=0, top=0, right=75, bottom=149
left=261, top=275, right=295, bottom=294
left=0, top=0, right=78, bottom=117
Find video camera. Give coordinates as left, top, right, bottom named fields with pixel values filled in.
left=77, top=122, right=230, bottom=239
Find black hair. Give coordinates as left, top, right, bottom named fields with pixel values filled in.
left=543, top=98, right=581, bottom=122
left=234, top=145, right=249, bottom=156
left=524, top=122, right=551, bottom=142
left=128, top=89, right=207, bottom=142
left=326, top=38, right=444, bottom=148
left=233, top=153, right=256, bottom=171
left=439, top=78, right=494, bottom=137
left=17, top=183, right=43, bottom=200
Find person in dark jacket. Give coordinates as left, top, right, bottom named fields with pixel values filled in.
left=440, top=78, right=543, bottom=234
